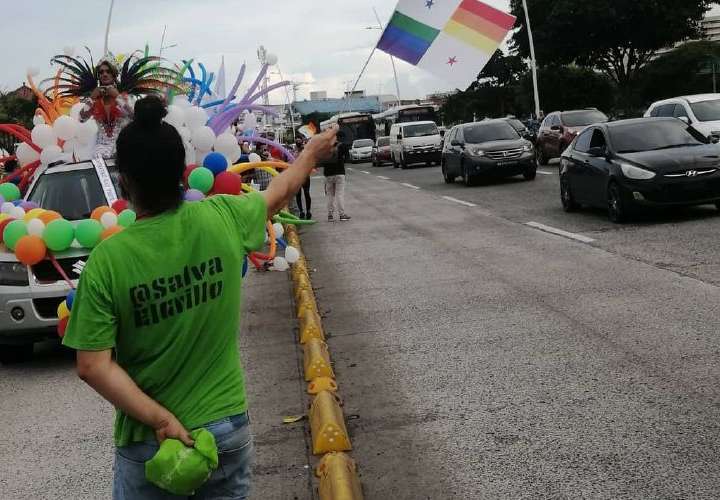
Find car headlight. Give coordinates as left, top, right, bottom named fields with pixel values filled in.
left=403, top=145, right=413, bottom=152
left=0, top=262, right=29, bottom=286
left=467, top=146, right=485, bottom=157
left=522, top=143, right=534, bottom=152
left=620, top=162, right=656, bottom=180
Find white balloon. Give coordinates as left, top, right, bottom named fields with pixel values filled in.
left=53, top=115, right=78, bottom=141
left=194, top=149, right=207, bottom=166
left=173, top=97, right=192, bottom=108
left=76, top=120, right=98, bottom=145
left=232, top=145, right=242, bottom=161
left=214, top=133, right=238, bottom=156
left=272, top=222, right=285, bottom=238
left=165, top=105, right=186, bottom=128
left=31, top=124, right=57, bottom=148
left=285, top=245, right=300, bottom=264
left=272, top=256, right=289, bottom=271
left=178, top=127, right=192, bottom=143
left=40, top=145, right=63, bottom=165
left=15, top=143, right=40, bottom=166
left=185, top=106, right=209, bottom=130
left=32, top=115, right=45, bottom=126
left=265, top=53, right=278, bottom=66
left=1, top=202, right=15, bottom=215
left=27, top=219, right=46, bottom=237
left=70, top=102, right=85, bottom=120
left=184, top=143, right=196, bottom=166
left=242, top=112, right=257, bottom=132
left=62, top=139, right=77, bottom=154
left=100, top=212, right=118, bottom=229
left=11, top=207, right=25, bottom=219
left=191, top=126, right=216, bottom=152
left=248, top=153, right=261, bottom=163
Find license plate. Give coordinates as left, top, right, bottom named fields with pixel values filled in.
left=497, top=160, right=518, bottom=167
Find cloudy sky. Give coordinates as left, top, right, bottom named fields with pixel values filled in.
left=3, top=1, right=719, bottom=103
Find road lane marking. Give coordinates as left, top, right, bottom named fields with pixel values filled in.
left=537, top=170, right=554, bottom=175
left=525, top=222, right=595, bottom=244
left=401, top=183, right=421, bottom=190
left=360, top=170, right=371, bottom=174
left=442, top=196, right=477, bottom=207
left=377, top=176, right=390, bottom=180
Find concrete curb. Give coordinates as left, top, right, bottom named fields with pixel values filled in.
left=285, top=224, right=364, bottom=500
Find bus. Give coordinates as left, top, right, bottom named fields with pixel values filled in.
left=320, top=112, right=377, bottom=154
left=373, top=105, right=439, bottom=137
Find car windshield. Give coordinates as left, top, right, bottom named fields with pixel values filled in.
left=610, top=120, right=705, bottom=154
left=27, top=167, right=109, bottom=220
left=464, top=122, right=519, bottom=143
left=507, top=119, right=525, bottom=131
left=690, top=99, right=720, bottom=122
left=562, top=110, right=609, bottom=127
left=403, top=123, right=438, bottom=138
left=377, top=137, right=390, bottom=147
left=352, top=139, right=374, bottom=148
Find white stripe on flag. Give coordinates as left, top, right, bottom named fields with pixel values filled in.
left=393, top=0, right=464, bottom=30
left=417, top=31, right=493, bottom=89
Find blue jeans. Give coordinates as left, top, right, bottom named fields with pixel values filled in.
left=113, top=413, right=254, bottom=500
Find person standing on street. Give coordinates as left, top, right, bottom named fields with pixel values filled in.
left=294, top=136, right=312, bottom=219
left=323, top=143, right=351, bottom=222
left=62, top=95, right=338, bottom=500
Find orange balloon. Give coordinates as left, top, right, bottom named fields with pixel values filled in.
left=15, top=235, right=47, bottom=265
left=38, top=210, right=62, bottom=225
left=91, top=206, right=115, bottom=221
left=101, top=225, right=123, bottom=240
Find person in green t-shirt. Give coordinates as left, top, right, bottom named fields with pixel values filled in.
left=62, top=96, right=337, bottom=499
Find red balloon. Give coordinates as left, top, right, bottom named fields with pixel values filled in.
left=112, top=199, right=129, bottom=213
left=183, top=165, right=198, bottom=188
left=57, top=316, right=69, bottom=338
left=0, top=217, right=16, bottom=243
left=212, top=171, right=242, bottom=195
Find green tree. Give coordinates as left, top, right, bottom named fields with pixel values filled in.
left=510, top=0, right=712, bottom=105
left=0, top=90, right=37, bottom=155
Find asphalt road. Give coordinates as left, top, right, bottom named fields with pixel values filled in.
left=300, top=162, right=720, bottom=499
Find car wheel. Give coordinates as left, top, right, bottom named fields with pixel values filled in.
left=442, top=162, right=454, bottom=184
left=607, top=182, right=630, bottom=223
left=523, top=166, right=537, bottom=180
left=560, top=174, right=579, bottom=212
left=0, top=343, right=34, bottom=364
left=462, top=163, right=475, bottom=187
left=536, top=147, right=549, bottom=166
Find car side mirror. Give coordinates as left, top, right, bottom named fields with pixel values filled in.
left=678, top=116, right=690, bottom=125
left=551, top=125, right=562, bottom=132
left=711, top=135, right=720, bottom=144
left=587, top=146, right=607, bottom=157
left=451, top=140, right=464, bottom=147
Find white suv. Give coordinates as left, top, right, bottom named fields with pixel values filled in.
left=0, top=159, right=119, bottom=363
left=644, top=94, right=720, bottom=139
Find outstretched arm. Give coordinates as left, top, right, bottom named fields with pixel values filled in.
left=261, top=127, right=337, bottom=215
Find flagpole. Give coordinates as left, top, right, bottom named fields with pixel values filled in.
left=103, top=0, right=115, bottom=56
left=373, top=7, right=401, bottom=106
left=522, top=0, right=541, bottom=119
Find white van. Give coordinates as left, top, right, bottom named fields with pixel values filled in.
left=389, top=121, right=443, bottom=169
left=644, top=94, right=720, bottom=139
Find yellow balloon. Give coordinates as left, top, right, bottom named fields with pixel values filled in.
left=0, top=214, right=10, bottom=223
left=23, top=208, right=45, bottom=222
left=57, top=301, right=70, bottom=320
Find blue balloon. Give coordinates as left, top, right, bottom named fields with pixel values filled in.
left=9, top=177, right=21, bottom=185
left=12, top=200, right=22, bottom=206
left=242, top=256, right=248, bottom=278
left=203, top=152, right=228, bottom=176
left=66, top=289, right=76, bottom=310
left=275, top=238, right=287, bottom=249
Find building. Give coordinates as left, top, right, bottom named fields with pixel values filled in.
left=292, top=95, right=383, bottom=117
left=702, top=15, right=720, bottom=42
left=10, top=83, right=33, bottom=101
left=309, top=90, right=327, bottom=100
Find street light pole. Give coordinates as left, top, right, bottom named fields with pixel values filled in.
left=522, top=0, right=542, bottom=119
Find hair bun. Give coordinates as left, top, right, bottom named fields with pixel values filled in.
left=134, top=96, right=167, bottom=129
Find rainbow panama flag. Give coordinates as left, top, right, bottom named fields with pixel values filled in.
left=377, top=0, right=516, bottom=89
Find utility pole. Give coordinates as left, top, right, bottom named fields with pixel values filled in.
left=257, top=46, right=270, bottom=129
left=522, top=0, right=541, bottom=120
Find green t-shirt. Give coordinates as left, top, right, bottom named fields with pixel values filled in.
left=63, top=193, right=267, bottom=447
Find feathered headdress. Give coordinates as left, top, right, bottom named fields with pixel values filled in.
left=42, top=48, right=183, bottom=98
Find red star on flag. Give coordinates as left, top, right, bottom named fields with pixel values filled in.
left=447, top=56, right=458, bottom=66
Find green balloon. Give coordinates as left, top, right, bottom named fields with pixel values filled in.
left=44, top=219, right=75, bottom=252
left=75, top=219, right=103, bottom=248
left=188, top=167, right=215, bottom=194
left=0, top=183, right=21, bottom=202
left=118, top=209, right=137, bottom=227
left=3, top=220, right=27, bottom=250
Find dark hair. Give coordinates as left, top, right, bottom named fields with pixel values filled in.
left=96, top=61, right=118, bottom=79
left=116, top=96, right=185, bottom=214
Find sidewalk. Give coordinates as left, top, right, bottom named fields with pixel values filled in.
left=240, top=269, right=316, bottom=500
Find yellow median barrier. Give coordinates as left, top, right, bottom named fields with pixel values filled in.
left=308, top=376, right=338, bottom=395
left=299, top=308, right=324, bottom=344
left=316, top=452, right=363, bottom=500
left=310, top=391, right=352, bottom=455
left=292, top=260, right=308, bottom=281
left=294, top=273, right=313, bottom=299
left=303, top=338, right=334, bottom=381
left=297, top=289, right=318, bottom=318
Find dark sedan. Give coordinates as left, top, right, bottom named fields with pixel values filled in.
left=560, top=117, right=720, bottom=222
left=442, top=120, right=537, bottom=186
